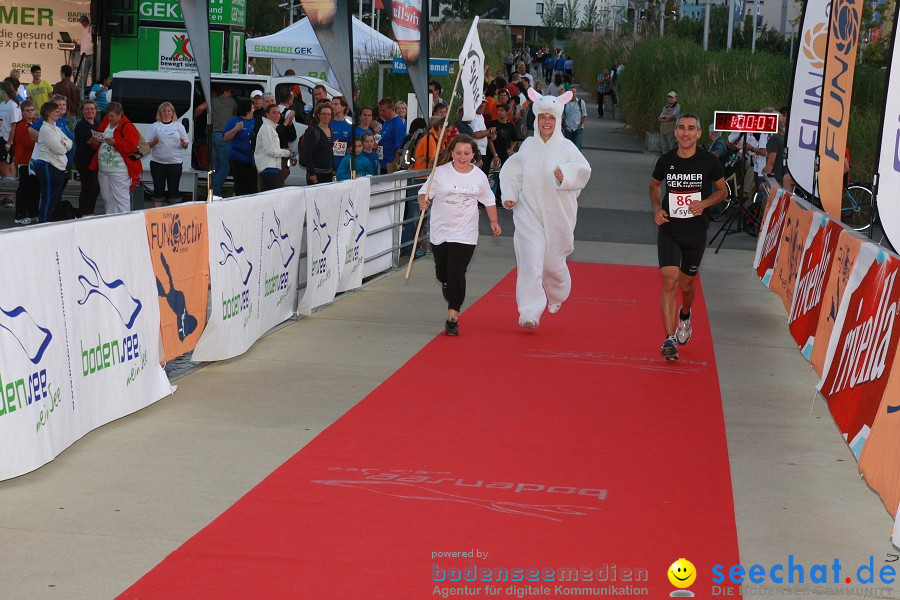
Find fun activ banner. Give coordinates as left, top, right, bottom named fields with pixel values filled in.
left=257, top=191, right=306, bottom=337
left=389, top=0, right=431, bottom=117
left=816, top=0, right=862, bottom=219
left=145, top=203, right=210, bottom=363
left=786, top=0, right=831, bottom=197
left=336, top=178, right=371, bottom=294
left=754, top=187, right=789, bottom=284
left=299, top=183, right=344, bottom=314
left=817, top=244, right=900, bottom=457
left=0, top=225, right=79, bottom=480
left=787, top=212, right=844, bottom=360
left=810, top=229, right=868, bottom=374
left=873, top=8, right=900, bottom=249
left=192, top=199, right=264, bottom=362
left=770, top=197, right=816, bottom=312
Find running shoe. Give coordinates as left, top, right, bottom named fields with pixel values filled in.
left=676, top=310, right=692, bottom=345
left=660, top=337, right=679, bottom=361
left=445, top=319, right=459, bottom=336
left=548, top=303, right=561, bottom=314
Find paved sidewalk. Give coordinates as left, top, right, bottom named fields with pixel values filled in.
left=0, top=93, right=895, bottom=599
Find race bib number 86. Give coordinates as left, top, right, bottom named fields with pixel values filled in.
left=669, top=191, right=700, bottom=219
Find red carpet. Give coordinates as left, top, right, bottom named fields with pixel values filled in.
left=120, top=262, right=740, bottom=599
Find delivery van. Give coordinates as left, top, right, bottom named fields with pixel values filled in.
left=110, top=70, right=342, bottom=195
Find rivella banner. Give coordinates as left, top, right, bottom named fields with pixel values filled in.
left=770, top=198, right=815, bottom=313
left=0, top=0, right=89, bottom=83
left=754, top=187, right=789, bottom=284
left=817, top=244, right=900, bottom=458
left=786, top=0, right=831, bottom=197
left=301, top=0, right=354, bottom=109
left=816, top=0, right=862, bottom=219
left=787, top=212, right=844, bottom=360
left=144, top=203, right=210, bottom=363
left=388, top=0, right=431, bottom=117
left=873, top=8, right=900, bottom=249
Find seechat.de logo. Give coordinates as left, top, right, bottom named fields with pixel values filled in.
left=668, top=558, right=696, bottom=597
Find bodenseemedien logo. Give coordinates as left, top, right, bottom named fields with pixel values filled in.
left=668, top=558, right=696, bottom=597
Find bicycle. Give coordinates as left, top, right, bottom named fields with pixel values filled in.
left=841, top=182, right=876, bottom=232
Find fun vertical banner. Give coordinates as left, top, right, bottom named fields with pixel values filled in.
left=301, top=0, right=355, bottom=113
left=787, top=212, right=844, bottom=360
left=256, top=190, right=306, bottom=337
left=144, top=204, right=210, bottom=363
left=0, top=225, right=79, bottom=480
left=336, top=178, right=371, bottom=294
left=192, top=200, right=263, bottom=362
left=786, top=0, right=831, bottom=197
left=299, top=184, right=344, bottom=314
left=62, top=214, right=173, bottom=434
left=389, top=0, right=431, bottom=117
left=872, top=7, right=900, bottom=249
left=817, top=244, right=900, bottom=457
left=816, top=0, right=862, bottom=219
left=458, top=17, right=485, bottom=122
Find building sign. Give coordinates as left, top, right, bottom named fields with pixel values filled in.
left=138, top=0, right=246, bottom=27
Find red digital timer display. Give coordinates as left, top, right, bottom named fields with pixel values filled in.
left=713, top=111, right=778, bottom=133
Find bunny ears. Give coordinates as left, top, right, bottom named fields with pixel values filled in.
left=527, top=87, right=574, bottom=119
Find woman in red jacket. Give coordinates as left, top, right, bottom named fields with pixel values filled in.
left=90, top=102, right=142, bottom=214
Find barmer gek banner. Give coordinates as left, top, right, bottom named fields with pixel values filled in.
left=0, top=225, right=79, bottom=481
left=299, top=184, right=343, bottom=315
left=61, top=214, right=173, bottom=435
left=192, top=199, right=264, bottom=362
left=336, top=178, right=370, bottom=294
left=256, top=189, right=306, bottom=338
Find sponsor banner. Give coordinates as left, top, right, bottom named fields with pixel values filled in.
left=817, top=244, right=900, bottom=457
left=301, top=0, right=355, bottom=110
left=364, top=178, right=398, bottom=279
left=875, top=8, right=900, bottom=249
left=786, top=0, right=831, bottom=196
left=299, top=183, right=343, bottom=314
left=63, top=214, right=173, bottom=434
left=859, top=356, right=900, bottom=522
left=458, top=17, right=485, bottom=122
left=336, top=178, right=371, bottom=294
left=817, top=0, right=862, bottom=219
left=390, top=0, right=431, bottom=117
left=192, top=199, right=263, bottom=362
left=787, top=212, right=844, bottom=359
left=753, top=187, right=789, bottom=284
left=141, top=0, right=246, bottom=26
left=391, top=57, right=452, bottom=76
left=0, top=0, right=90, bottom=84
left=810, top=229, right=867, bottom=374
left=771, top=198, right=816, bottom=312
left=144, top=203, right=210, bottom=363
left=257, top=190, right=306, bottom=336
left=0, top=225, right=79, bottom=480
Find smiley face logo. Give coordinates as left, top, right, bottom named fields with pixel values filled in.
left=668, top=558, right=696, bottom=588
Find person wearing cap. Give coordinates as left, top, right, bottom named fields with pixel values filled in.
left=250, top=89, right=263, bottom=114
left=658, top=91, right=681, bottom=153
left=77, top=15, right=94, bottom=94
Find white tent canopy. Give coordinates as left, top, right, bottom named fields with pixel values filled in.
left=246, top=17, right=399, bottom=85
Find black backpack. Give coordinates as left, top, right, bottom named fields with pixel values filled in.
left=397, top=128, right=426, bottom=171
left=297, top=126, right=316, bottom=168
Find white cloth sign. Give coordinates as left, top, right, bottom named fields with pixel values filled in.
left=336, top=178, right=371, bottom=293
left=298, top=183, right=344, bottom=314
left=363, top=178, right=396, bottom=279
left=257, top=189, right=306, bottom=337
left=458, top=17, right=485, bottom=122
left=876, top=20, right=900, bottom=249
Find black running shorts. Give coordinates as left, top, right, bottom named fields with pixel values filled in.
left=657, top=226, right=706, bottom=276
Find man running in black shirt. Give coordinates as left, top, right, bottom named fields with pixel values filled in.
left=649, top=113, right=727, bottom=361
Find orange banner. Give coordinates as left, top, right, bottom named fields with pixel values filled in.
left=145, top=204, right=210, bottom=362
left=816, top=0, right=862, bottom=219
left=771, top=200, right=815, bottom=312
left=859, top=365, right=900, bottom=518
left=809, top=229, right=866, bottom=374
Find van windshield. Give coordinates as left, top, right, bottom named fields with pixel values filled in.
left=112, top=79, right=193, bottom=127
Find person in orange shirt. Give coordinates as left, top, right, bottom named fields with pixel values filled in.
left=483, top=83, right=499, bottom=123
left=413, top=116, right=443, bottom=171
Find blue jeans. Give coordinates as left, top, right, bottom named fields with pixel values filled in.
left=211, top=132, right=230, bottom=196
left=565, top=128, right=584, bottom=149
left=34, top=160, right=65, bottom=222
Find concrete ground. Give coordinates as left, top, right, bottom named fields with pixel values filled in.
left=0, top=93, right=896, bottom=599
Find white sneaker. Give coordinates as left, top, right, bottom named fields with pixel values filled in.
left=548, top=303, right=561, bottom=314
left=519, top=318, right=538, bottom=329
left=675, top=309, right=692, bottom=345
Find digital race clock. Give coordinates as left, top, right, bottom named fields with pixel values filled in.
left=713, top=111, right=779, bottom=133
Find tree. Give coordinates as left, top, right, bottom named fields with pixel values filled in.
left=441, top=0, right=503, bottom=19
left=245, top=0, right=286, bottom=38
left=540, top=0, right=562, bottom=42
left=581, top=0, right=601, bottom=30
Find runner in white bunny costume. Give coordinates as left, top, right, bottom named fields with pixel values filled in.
left=500, top=88, right=592, bottom=329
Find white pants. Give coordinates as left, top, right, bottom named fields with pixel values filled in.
left=98, top=171, right=131, bottom=214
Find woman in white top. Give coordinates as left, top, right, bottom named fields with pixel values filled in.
left=254, top=103, right=291, bottom=192
left=148, top=101, right=189, bottom=203
left=32, top=100, right=73, bottom=223
left=418, top=134, right=501, bottom=336
left=0, top=80, right=21, bottom=181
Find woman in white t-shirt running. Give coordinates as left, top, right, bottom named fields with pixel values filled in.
left=418, top=135, right=501, bottom=336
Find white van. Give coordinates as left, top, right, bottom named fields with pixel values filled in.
left=110, top=71, right=342, bottom=195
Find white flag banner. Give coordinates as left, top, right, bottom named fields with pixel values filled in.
left=62, top=214, right=173, bottom=434
left=786, top=0, right=831, bottom=196
left=0, top=225, right=79, bottom=480
left=458, top=17, right=484, bottom=122
left=876, top=14, right=900, bottom=249
left=256, top=189, right=306, bottom=337
left=364, top=178, right=397, bottom=278
left=193, top=199, right=265, bottom=362
left=336, top=178, right=371, bottom=293
left=299, top=183, right=344, bottom=314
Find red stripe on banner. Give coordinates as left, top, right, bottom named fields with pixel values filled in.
left=119, top=263, right=741, bottom=599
